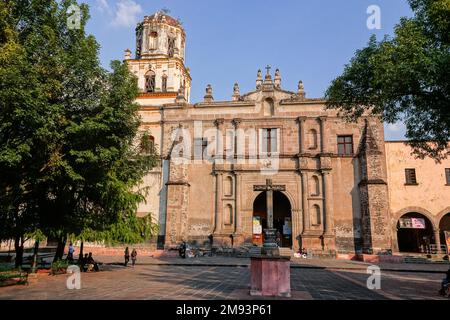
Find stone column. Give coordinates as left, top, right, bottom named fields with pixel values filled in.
left=216, top=173, right=223, bottom=233
left=296, top=116, right=307, bottom=154
left=142, top=24, right=149, bottom=55
left=300, top=171, right=310, bottom=231
left=434, top=228, right=442, bottom=252
left=322, top=170, right=335, bottom=236
left=318, top=116, right=327, bottom=154
left=214, top=118, right=224, bottom=163
left=234, top=172, right=241, bottom=234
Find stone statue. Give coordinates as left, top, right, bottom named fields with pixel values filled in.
left=275, top=68, right=280, bottom=78
left=256, top=69, right=263, bottom=89
left=206, top=84, right=212, bottom=95
left=233, top=83, right=240, bottom=95
left=257, top=69, right=262, bottom=79
left=298, top=80, right=304, bottom=92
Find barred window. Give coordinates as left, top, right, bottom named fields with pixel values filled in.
left=405, top=168, right=417, bottom=185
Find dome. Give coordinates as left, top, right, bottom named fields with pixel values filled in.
left=145, top=12, right=182, bottom=28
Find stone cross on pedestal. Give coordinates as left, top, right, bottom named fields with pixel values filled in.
left=254, top=179, right=286, bottom=253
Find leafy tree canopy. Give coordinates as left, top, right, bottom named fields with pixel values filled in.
left=325, top=0, right=450, bottom=160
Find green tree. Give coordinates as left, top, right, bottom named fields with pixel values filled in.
left=0, top=0, right=158, bottom=264
left=325, top=0, right=450, bottom=160
left=0, top=0, right=64, bottom=267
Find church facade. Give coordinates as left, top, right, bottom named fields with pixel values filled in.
left=124, top=13, right=450, bottom=256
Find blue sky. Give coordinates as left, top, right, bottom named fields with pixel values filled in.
left=82, top=0, right=413, bottom=140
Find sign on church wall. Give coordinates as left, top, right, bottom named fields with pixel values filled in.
left=399, top=217, right=426, bottom=229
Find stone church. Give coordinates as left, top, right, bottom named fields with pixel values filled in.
left=124, top=12, right=450, bottom=256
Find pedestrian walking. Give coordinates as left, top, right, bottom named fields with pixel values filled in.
left=131, top=249, right=137, bottom=267
left=124, top=247, right=130, bottom=267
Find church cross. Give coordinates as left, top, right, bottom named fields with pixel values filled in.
left=265, top=65, right=271, bottom=76
left=253, top=179, right=286, bottom=229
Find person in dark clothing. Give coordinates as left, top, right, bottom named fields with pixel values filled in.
left=124, top=247, right=130, bottom=266
left=86, top=252, right=99, bottom=272
left=80, top=253, right=89, bottom=272
left=439, top=268, right=450, bottom=296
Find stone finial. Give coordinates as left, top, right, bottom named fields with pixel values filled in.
left=232, top=83, right=240, bottom=101
left=256, top=69, right=263, bottom=89
left=176, top=81, right=186, bottom=103
left=204, top=84, right=214, bottom=102
left=297, top=80, right=305, bottom=99
left=274, top=68, right=281, bottom=88
left=124, top=48, right=132, bottom=60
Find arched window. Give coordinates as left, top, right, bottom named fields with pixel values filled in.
left=168, top=37, right=176, bottom=57
left=311, top=175, right=320, bottom=196
left=311, top=205, right=321, bottom=226
left=309, top=129, right=318, bottom=149
left=161, top=75, right=168, bottom=92
left=224, top=204, right=233, bottom=225
left=224, top=176, right=233, bottom=196
left=140, top=134, right=155, bottom=153
left=145, top=70, right=156, bottom=93
left=149, top=31, right=158, bottom=50
left=263, top=98, right=275, bottom=116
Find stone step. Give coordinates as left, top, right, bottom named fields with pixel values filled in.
left=278, top=248, right=293, bottom=257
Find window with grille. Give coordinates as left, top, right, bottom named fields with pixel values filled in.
left=337, top=135, right=353, bottom=155
left=262, top=128, right=278, bottom=153
left=405, top=168, right=417, bottom=185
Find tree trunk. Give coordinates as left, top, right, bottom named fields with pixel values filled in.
left=78, top=241, right=84, bottom=262
left=53, top=234, right=67, bottom=262
left=31, top=240, right=40, bottom=273
left=14, top=235, right=24, bottom=269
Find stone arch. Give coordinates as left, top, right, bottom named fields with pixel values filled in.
left=252, top=191, right=293, bottom=247
left=247, top=189, right=297, bottom=213
left=393, top=207, right=437, bottom=230
left=394, top=208, right=436, bottom=253
left=436, top=206, right=450, bottom=223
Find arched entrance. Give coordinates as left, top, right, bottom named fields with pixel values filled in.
left=397, top=212, right=434, bottom=253
left=253, top=191, right=292, bottom=248
left=439, top=213, right=450, bottom=251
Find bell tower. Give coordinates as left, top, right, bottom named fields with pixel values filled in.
left=124, top=11, right=191, bottom=105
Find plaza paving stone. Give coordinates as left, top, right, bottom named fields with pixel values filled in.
left=0, top=256, right=448, bottom=300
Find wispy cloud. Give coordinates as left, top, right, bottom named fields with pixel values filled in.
left=96, top=0, right=111, bottom=13
left=112, top=0, right=142, bottom=27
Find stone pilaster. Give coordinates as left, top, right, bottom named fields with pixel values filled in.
left=296, top=116, right=307, bottom=154
left=358, top=119, right=392, bottom=254
left=318, top=116, right=327, bottom=154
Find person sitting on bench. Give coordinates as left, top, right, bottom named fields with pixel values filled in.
left=86, top=252, right=99, bottom=272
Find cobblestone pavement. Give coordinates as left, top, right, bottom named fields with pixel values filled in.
left=0, top=258, right=448, bottom=300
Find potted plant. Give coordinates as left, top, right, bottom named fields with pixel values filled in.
left=51, top=260, right=69, bottom=275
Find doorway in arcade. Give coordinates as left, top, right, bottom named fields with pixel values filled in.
left=252, top=191, right=292, bottom=248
